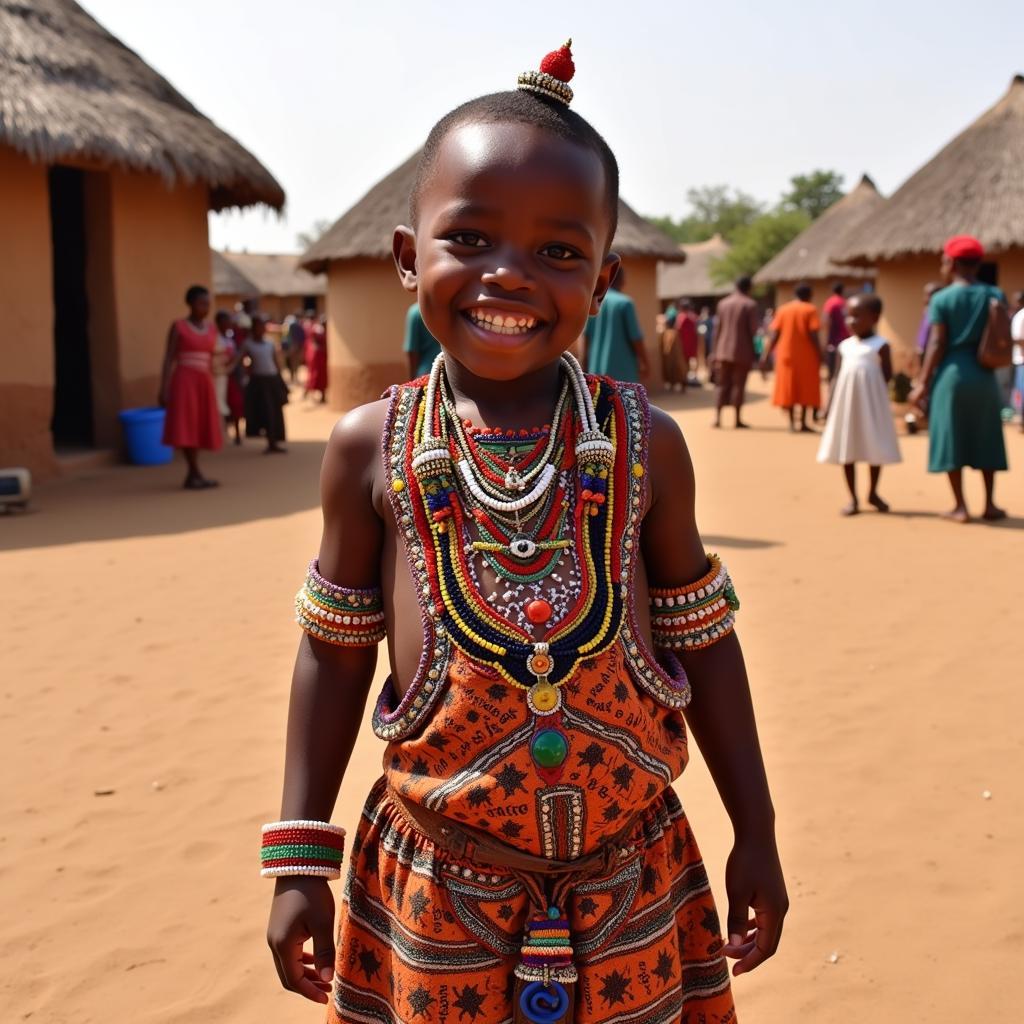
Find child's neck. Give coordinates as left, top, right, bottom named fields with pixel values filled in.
left=444, top=355, right=564, bottom=431
left=853, top=330, right=876, bottom=340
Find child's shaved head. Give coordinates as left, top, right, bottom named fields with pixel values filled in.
left=411, top=91, right=620, bottom=245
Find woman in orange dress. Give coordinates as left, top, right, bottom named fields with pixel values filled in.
left=159, top=285, right=223, bottom=488
left=762, top=282, right=822, bottom=432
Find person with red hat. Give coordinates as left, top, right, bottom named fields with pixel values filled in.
left=909, top=235, right=1009, bottom=522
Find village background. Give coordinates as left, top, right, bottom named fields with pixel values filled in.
left=2, top=0, right=1023, bottom=1021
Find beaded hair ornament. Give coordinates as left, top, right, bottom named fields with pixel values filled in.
left=517, top=39, right=575, bottom=106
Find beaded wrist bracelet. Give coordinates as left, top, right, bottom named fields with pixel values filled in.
left=295, top=560, right=386, bottom=647
left=260, top=820, right=347, bottom=879
left=649, top=553, right=740, bottom=652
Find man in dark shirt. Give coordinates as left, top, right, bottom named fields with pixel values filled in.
left=712, top=276, right=760, bottom=428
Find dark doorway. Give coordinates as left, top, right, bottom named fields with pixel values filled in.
left=49, top=166, right=93, bottom=447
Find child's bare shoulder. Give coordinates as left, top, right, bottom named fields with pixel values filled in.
left=639, top=403, right=704, bottom=581
left=645, top=404, right=695, bottom=501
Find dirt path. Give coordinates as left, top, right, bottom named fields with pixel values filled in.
left=2, top=377, right=1021, bottom=1022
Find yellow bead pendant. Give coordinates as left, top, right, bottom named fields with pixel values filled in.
left=527, top=680, right=561, bottom=716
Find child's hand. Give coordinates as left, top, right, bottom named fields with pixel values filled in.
left=722, top=836, right=788, bottom=976
left=267, top=877, right=337, bottom=1003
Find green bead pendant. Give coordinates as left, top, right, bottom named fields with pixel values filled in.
left=531, top=729, right=568, bottom=768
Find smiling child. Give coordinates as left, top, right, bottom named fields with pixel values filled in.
left=264, top=42, right=786, bottom=1024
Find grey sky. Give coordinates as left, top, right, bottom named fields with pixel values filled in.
left=82, top=0, right=1023, bottom=255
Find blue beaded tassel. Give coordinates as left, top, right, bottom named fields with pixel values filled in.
left=513, top=905, right=576, bottom=1024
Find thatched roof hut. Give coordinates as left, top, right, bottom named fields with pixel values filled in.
left=213, top=251, right=326, bottom=319
left=212, top=251, right=258, bottom=299
left=0, top=0, right=285, bottom=211
left=302, top=149, right=683, bottom=272
left=755, top=175, right=883, bottom=289
left=657, top=235, right=732, bottom=305
left=0, top=0, right=285, bottom=478
left=834, top=76, right=1024, bottom=266
left=830, top=76, right=1024, bottom=370
left=302, top=149, right=686, bottom=409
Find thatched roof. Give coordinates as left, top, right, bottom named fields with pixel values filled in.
left=215, top=251, right=325, bottom=297
left=0, top=0, right=284, bottom=211
left=657, top=235, right=732, bottom=301
left=754, top=176, right=883, bottom=285
left=211, top=251, right=257, bottom=297
left=835, top=76, right=1024, bottom=266
left=301, top=149, right=684, bottom=272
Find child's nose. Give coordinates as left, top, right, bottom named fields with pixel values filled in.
left=480, top=262, right=535, bottom=292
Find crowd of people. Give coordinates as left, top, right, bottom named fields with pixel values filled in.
left=158, top=287, right=329, bottom=489
left=160, top=237, right=1020, bottom=517
left=595, top=237, right=1020, bottom=522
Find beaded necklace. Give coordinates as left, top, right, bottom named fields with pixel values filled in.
left=408, top=354, right=622, bottom=724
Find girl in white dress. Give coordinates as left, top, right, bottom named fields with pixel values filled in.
left=818, top=293, right=901, bottom=515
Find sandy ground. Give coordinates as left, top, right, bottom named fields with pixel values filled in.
left=2, top=375, right=1022, bottom=1024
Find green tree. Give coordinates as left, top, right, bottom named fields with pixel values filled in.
left=709, top=209, right=811, bottom=284
left=648, top=185, right=764, bottom=246
left=780, top=170, right=844, bottom=220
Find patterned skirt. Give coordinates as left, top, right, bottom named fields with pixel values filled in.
left=327, top=779, right=735, bottom=1024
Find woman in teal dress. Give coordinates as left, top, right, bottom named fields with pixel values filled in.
left=911, top=235, right=1008, bottom=523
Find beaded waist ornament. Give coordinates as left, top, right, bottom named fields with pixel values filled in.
left=649, top=554, right=740, bottom=651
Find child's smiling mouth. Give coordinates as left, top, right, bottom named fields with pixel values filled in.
left=464, top=307, right=542, bottom=337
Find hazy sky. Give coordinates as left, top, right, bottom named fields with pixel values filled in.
left=81, top=0, right=1023, bottom=255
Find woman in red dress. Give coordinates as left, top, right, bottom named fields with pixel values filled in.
left=159, top=285, right=224, bottom=489
left=303, top=312, right=328, bottom=403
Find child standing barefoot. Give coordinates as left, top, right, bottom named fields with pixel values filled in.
left=817, top=293, right=901, bottom=514
left=265, top=42, right=785, bottom=1024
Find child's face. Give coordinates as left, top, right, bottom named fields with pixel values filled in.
left=845, top=297, right=878, bottom=337
left=396, top=122, right=619, bottom=382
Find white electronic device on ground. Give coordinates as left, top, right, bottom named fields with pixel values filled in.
left=0, top=468, right=31, bottom=511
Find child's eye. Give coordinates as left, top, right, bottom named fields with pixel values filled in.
left=448, top=231, right=489, bottom=248
left=541, top=244, right=580, bottom=261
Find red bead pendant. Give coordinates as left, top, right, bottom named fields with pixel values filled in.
left=526, top=599, right=553, bottom=624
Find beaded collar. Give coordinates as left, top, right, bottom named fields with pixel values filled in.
left=405, top=359, right=623, bottom=693
left=373, top=373, right=692, bottom=743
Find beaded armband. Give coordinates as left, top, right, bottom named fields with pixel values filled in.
left=295, top=560, right=386, bottom=647
left=649, top=554, right=740, bottom=652
left=260, top=820, right=346, bottom=879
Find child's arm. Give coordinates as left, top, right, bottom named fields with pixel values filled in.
left=267, top=406, right=385, bottom=1004
left=879, top=342, right=893, bottom=383
left=825, top=347, right=842, bottom=417
left=642, top=408, right=787, bottom=977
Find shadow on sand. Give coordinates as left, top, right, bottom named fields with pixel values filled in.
left=0, top=437, right=329, bottom=551
left=651, top=384, right=769, bottom=415
left=701, top=535, right=782, bottom=550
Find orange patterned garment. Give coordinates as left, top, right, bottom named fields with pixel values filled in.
left=326, top=377, right=735, bottom=1024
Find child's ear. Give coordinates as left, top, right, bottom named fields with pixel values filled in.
left=590, top=253, right=621, bottom=315
left=392, top=226, right=419, bottom=293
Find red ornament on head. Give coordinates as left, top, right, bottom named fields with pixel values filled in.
left=539, top=39, right=575, bottom=83
left=517, top=39, right=575, bottom=106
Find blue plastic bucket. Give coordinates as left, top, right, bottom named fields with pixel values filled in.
left=118, top=407, right=174, bottom=466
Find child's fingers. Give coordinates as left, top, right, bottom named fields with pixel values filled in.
left=723, top=918, right=758, bottom=958
left=732, top=906, right=785, bottom=977
left=312, top=922, right=337, bottom=985
left=269, top=942, right=330, bottom=1004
